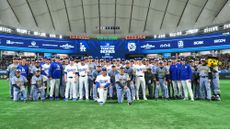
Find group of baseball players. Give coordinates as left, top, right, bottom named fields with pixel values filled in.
left=7, top=55, right=221, bottom=105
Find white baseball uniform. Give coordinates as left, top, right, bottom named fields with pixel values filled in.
left=64, top=64, right=78, bottom=99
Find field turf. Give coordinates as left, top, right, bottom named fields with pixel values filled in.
left=0, top=80, right=230, bottom=129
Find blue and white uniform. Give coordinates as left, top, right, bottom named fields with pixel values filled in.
left=64, top=64, right=78, bottom=100
left=78, top=63, right=89, bottom=100
left=170, top=63, right=182, bottom=98
left=179, top=63, right=194, bottom=101
left=95, top=74, right=110, bottom=104
left=134, top=64, right=147, bottom=100
left=49, top=61, right=63, bottom=99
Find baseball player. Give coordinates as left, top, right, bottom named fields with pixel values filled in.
left=155, top=60, right=169, bottom=99
left=134, top=59, right=147, bottom=100
left=17, top=58, right=30, bottom=98
left=7, top=57, right=18, bottom=99
left=179, top=58, right=194, bottom=101
left=48, top=57, right=63, bottom=100
left=92, top=65, right=102, bottom=101
left=64, top=58, right=78, bottom=101
left=31, top=69, right=48, bottom=101
left=12, top=69, right=28, bottom=102
left=190, top=60, right=200, bottom=99
left=145, top=67, right=155, bottom=99
left=198, top=59, right=211, bottom=100
left=95, top=67, right=111, bottom=105
left=116, top=66, right=132, bottom=105
left=78, top=58, right=89, bottom=100
left=108, top=65, right=119, bottom=99
left=170, top=57, right=182, bottom=99
left=41, top=58, right=51, bottom=98
left=124, top=60, right=136, bottom=100
left=88, top=56, right=96, bottom=99
left=165, top=60, right=173, bottom=98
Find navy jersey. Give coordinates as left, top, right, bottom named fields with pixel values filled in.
left=169, top=63, right=181, bottom=80
left=49, top=62, right=63, bottom=79
left=17, top=64, right=29, bottom=78
left=179, top=64, right=192, bottom=80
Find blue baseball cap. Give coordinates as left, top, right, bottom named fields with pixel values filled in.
left=102, top=67, right=107, bottom=71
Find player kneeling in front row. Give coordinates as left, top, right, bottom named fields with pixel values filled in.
left=115, top=66, right=132, bottom=105
left=31, top=69, right=48, bottom=101
left=12, top=69, right=28, bottom=102
left=95, top=67, right=110, bottom=105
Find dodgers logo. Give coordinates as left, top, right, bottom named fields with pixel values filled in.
left=80, top=42, right=86, bottom=52
left=128, top=42, right=136, bottom=52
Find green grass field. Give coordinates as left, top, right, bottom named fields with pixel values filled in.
left=0, top=80, right=230, bottom=129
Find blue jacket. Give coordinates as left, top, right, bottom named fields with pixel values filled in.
left=179, top=64, right=192, bottom=80
left=17, top=64, right=29, bottom=78
left=48, top=62, right=62, bottom=79
left=169, top=63, right=181, bottom=80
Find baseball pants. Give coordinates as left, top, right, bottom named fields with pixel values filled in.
left=79, top=76, right=89, bottom=100
left=49, top=79, right=60, bottom=98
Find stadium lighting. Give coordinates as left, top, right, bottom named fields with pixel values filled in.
left=223, top=23, right=230, bottom=29
left=33, top=31, right=40, bottom=36
left=49, top=34, right=56, bottom=38
left=169, top=32, right=182, bottom=37
left=0, top=26, right=12, bottom=33
left=16, top=28, right=28, bottom=34
left=158, top=34, right=166, bottom=38
left=40, top=32, right=46, bottom=37
left=59, top=35, right=63, bottom=39
left=186, top=29, right=199, bottom=35
left=204, top=26, right=218, bottom=33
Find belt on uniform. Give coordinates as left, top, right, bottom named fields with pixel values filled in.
left=200, top=76, right=208, bottom=78
left=81, top=75, right=86, bottom=77
left=137, top=76, right=143, bottom=77
left=68, top=77, right=73, bottom=79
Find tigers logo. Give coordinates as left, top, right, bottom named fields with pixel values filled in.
left=128, top=42, right=136, bottom=52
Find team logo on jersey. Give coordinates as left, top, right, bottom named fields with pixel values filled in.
left=60, top=44, right=74, bottom=49
left=128, top=42, right=136, bottom=52
left=177, top=40, right=184, bottom=48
